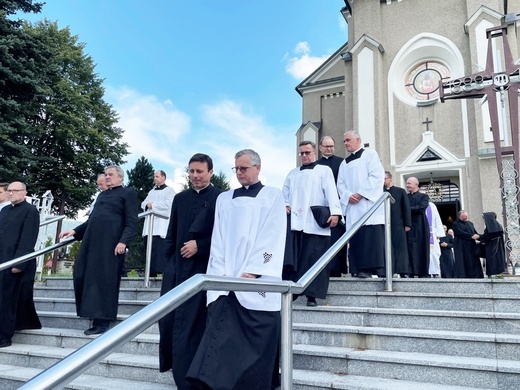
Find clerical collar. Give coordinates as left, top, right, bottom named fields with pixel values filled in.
left=300, top=162, right=317, bottom=170
left=322, top=155, right=332, bottom=159
left=193, top=184, right=211, bottom=194
left=154, top=184, right=167, bottom=190
left=345, top=148, right=364, bottom=164
left=233, top=181, right=264, bottom=199
left=108, top=185, right=122, bottom=190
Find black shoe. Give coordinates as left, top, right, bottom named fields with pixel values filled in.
left=0, top=339, right=12, bottom=348
left=84, top=326, right=107, bottom=335
left=306, top=298, right=317, bottom=307
left=357, top=272, right=372, bottom=279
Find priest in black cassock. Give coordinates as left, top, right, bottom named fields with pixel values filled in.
left=384, top=172, right=411, bottom=276
left=337, top=131, right=386, bottom=278
left=158, top=153, right=222, bottom=389
left=439, top=225, right=455, bottom=278
left=452, top=210, right=484, bottom=278
left=316, top=136, right=348, bottom=276
left=0, top=181, right=41, bottom=348
left=60, top=166, right=138, bottom=335
left=405, top=177, right=430, bottom=278
left=479, top=212, right=506, bottom=277
left=187, top=149, right=286, bottom=390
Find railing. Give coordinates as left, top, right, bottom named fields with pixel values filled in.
left=36, top=215, right=68, bottom=281
left=137, top=210, right=170, bottom=287
left=14, top=192, right=394, bottom=390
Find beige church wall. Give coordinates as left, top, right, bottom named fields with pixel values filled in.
left=478, top=157, right=505, bottom=227
left=321, top=94, right=346, bottom=156
left=301, top=90, right=324, bottom=123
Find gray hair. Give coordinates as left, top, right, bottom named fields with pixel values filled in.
left=344, top=130, right=361, bottom=141
left=235, top=149, right=261, bottom=166
left=105, top=165, right=124, bottom=179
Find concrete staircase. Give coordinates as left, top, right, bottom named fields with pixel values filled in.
left=0, top=277, right=519, bottom=389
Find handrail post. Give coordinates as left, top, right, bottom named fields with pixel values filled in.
left=143, top=214, right=154, bottom=288
left=384, top=195, right=393, bottom=292
left=280, top=292, right=293, bottom=389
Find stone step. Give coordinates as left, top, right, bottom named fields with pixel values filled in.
left=13, top=327, right=160, bottom=356
left=34, top=286, right=161, bottom=301
left=327, top=277, right=520, bottom=295
left=292, top=303, right=520, bottom=333
left=0, top=363, right=176, bottom=390
left=300, top=291, right=520, bottom=312
left=34, top=297, right=150, bottom=315
left=292, top=345, right=520, bottom=389
left=292, top=369, right=484, bottom=390
left=42, top=277, right=164, bottom=289
left=0, top=344, right=174, bottom=385
left=292, top=323, right=520, bottom=360
left=36, top=311, right=160, bottom=334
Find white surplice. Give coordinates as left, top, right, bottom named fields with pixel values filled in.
left=141, top=185, right=175, bottom=238
left=206, top=186, right=286, bottom=311
left=426, top=202, right=445, bottom=275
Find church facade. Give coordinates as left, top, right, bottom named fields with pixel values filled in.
left=295, top=0, right=520, bottom=235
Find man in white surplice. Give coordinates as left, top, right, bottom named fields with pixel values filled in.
left=283, top=140, right=341, bottom=307
left=337, top=131, right=386, bottom=278
left=186, top=149, right=286, bottom=390
left=141, top=170, right=175, bottom=276
left=426, top=200, right=445, bottom=277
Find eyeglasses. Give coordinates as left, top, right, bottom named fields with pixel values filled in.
left=231, top=165, right=257, bottom=173
left=7, top=189, right=25, bottom=193
left=299, top=151, right=314, bottom=156
left=321, top=145, right=334, bottom=149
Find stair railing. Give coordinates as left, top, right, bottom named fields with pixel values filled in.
left=36, top=215, right=67, bottom=281
left=137, top=209, right=170, bottom=287
left=15, top=191, right=394, bottom=390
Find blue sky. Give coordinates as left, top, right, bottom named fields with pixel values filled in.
left=24, top=1, right=347, bottom=192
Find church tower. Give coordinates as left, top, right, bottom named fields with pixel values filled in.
left=296, top=0, right=520, bottom=235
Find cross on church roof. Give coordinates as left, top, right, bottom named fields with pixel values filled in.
left=422, top=117, right=433, bottom=132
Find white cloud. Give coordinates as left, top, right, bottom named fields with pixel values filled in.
left=105, top=88, right=296, bottom=192
left=284, top=41, right=329, bottom=80
left=106, top=86, right=191, bottom=168
left=200, top=100, right=295, bottom=189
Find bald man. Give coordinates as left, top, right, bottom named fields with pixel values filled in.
left=406, top=177, right=430, bottom=278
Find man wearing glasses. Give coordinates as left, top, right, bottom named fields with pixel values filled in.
left=0, top=182, right=41, bottom=348
left=187, top=149, right=286, bottom=389
left=282, top=140, right=342, bottom=307
left=316, top=136, right=348, bottom=277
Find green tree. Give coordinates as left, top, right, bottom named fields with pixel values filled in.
left=0, top=0, right=45, bottom=181
left=1, top=11, right=128, bottom=217
left=127, top=156, right=155, bottom=203
left=126, top=156, right=155, bottom=271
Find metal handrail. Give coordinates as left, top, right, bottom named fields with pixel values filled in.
left=0, top=238, right=76, bottom=272
left=39, top=215, right=66, bottom=228
left=137, top=209, right=169, bottom=287
left=19, top=192, right=394, bottom=390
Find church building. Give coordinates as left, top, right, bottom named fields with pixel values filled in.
left=295, top=0, right=520, bottom=239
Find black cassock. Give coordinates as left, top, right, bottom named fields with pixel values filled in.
left=158, top=185, right=222, bottom=389
left=316, top=155, right=347, bottom=276
left=0, top=201, right=41, bottom=341
left=452, top=218, right=484, bottom=278
left=439, top=235, right=455, bottom=278
left=384, top=185, right=411, bottom=275
left=406, top=191, right=430, bottom=277
left=479, top=212, right=506, bottom=276
left=73, top=186, right=138, bottom=321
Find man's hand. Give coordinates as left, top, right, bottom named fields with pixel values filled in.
left=180, top=240, right=198, bottom=258
left=349, top=193, right=362, bottom=204
left=404, top=226, right=411, bottom=232
left=328, top=215, right=339, bottom=228
left=286, top=206, right=291, bottom=215
left=241, top=272, right=258, bottom=278
left=12, top=267, right=22, bottom=274
left=114, top=242, right=127, bottom=256
left=147, top=202, right=154, bottom=209
left=59, top=229, right=76, bottom=239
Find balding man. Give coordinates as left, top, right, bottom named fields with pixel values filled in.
left=406, top=177, right=430, bottom=277
left=141, top=170, right=175, bottom=276
left=0, top=181, right=41, bottom=348
left=61, top=166, right=138, bottom=335
left=337, top=131, right=386, bottom=278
